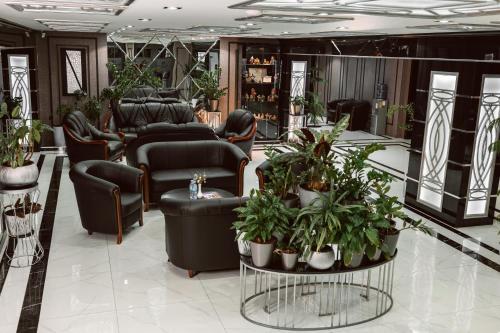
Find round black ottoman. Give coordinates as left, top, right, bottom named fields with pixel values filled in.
left=159, top=188, right=247, bottom=277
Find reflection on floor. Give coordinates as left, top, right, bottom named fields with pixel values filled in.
left=0, top=130, right=499, bottom=333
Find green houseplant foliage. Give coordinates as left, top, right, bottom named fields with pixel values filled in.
left=263, top=148, right=299, bottom=200
left=55, top=104, right=72, bottom=126
left=0, top=102, right=50, bottom=168
left=290, top=95, right=307, bottom=106
left=106, top=60, right=162, bottom=102
left=194, top=68, right=228, bottom=101
left=291, top=189, right=356, bottom=255
left=82, top=96, right=103, bottom=126
left=387, top=103, right=415, bottom=134
left=306, top=67, right=326, bottom=126
left=233, top=189, right=297, bottom=243
left=288, top=115, right=349, bottom=191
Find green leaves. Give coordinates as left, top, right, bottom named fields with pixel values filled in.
left=194, top=68, right=227, bottom=100
left=233, top=189, right=298, bottom=243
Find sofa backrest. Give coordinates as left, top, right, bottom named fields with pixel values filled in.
left=114, top=102, right=195, bottom=130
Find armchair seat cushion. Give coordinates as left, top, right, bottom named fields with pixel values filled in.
left=151, top=167, right=237, bottom=197
left=120, top=192, right=143, bottom=216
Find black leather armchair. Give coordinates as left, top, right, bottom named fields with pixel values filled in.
left=125, top=122, right=219, bottom=168
left=159, top=194, right=248, bottom=277
left=63, top=111, right=124, bottom=165
left=137, top=141, right=249, bottom=210
left=327, top=99, right=353, bottom=123
left=69, top=161, right=144, bottom=244
left=215, top=109, right=256, bottom=158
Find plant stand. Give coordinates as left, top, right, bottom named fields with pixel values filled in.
left=239, top=252, right=396, bottom=330
left=0, top=184, right=44, bottom=268
left=287, top=113, right=307, bottom=142
left=207, top=111, right=222, bottom=129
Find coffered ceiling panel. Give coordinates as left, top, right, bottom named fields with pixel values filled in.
left=6, top=0, right=134, bottom=16
left=230, top=0, right=500, bottom=19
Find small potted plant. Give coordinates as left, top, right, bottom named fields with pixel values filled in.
left=338, top=204, right=381, bottom=268
left=306, top=67, right=325, bottom=126
left=195, top=68, right=228, bottom=112
left=82, top=96, right=103, bottom=128
left=0, top=101, right=49, bottom=187
left=371, top=180, right=433, bottom=257
left=53, top=104, right=72, bottom=147
left=290, top=95, right=307, bottom=115
left=263, top=148, right=300, bottom=208
left=289, top=115, right=349, bottom=207
left=4, top=194, right=42, bottom=236
left=275, top=237, right=301, bottom=271
left=233, top=189, right=296, bottom=267
left=291, top=189, right=355, bottom=270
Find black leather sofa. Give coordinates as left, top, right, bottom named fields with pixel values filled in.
left=327, top=99, right=371, bottom=131
left=159, top=193, right=248, bottom=277
left=111, top=102, right=198, bottom=144
left=215, top=109, right=257, bottom=158
left=137, top=141, right=249, bottom=210
left=69, top=160, right=144, bottom=244
left=63, top=111, right=124, bottom=165
left=125, top=122, right=219, bottom=167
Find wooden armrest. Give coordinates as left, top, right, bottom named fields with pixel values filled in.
left=227, top=121, right=257, bottom=143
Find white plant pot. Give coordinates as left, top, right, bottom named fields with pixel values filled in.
left=53, top=126, right=66, bottom=147
left=237, top=232, right=251, bottom=256
left=307, top=247, right=336, bottom=270
left=0, top=162, right=39, bottom=187
left=281, top=252, right=299, bottom=270
left=298, top=185, right=325, bottom=207
left=4, top=213, right=31, bottom=237
left=250, top=240, right=275, bottom=267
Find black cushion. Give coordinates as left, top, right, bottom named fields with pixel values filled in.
left=225, top=109, right=255, bottom=135
left=120, top=192, right=142, bottom=216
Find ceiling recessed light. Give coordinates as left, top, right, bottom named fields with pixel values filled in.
left=138, top=18, right=151, bottom=22
left=337, top=26, right=348, bottom=30
left=282, top=31, right=289, bottom=34
left=209, top=28, right=215, bottom=32
left=246, top=22, right=255, bottom=26
left=317, top=12, right=329, bottom=16
left=463, top=25, right=473, bottom=30
left=436, top=20, right=451, bottom=23
left=164, top=6, right=182, bottom=10
left=126, top=25, right=134, bottom=28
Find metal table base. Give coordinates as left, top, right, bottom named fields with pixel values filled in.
left=240, top=255, right=395, bottom=330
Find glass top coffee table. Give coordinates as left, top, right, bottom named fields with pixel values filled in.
left=160, top=187, right=234, bottom=201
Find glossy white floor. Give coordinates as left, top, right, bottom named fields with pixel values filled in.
left=1, top=131, right=500, bottom=333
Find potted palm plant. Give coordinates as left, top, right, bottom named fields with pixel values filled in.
left=290, top=95, right=307, bottom=115
left=263, top=148, right=300, bottom=208
left=195, top=68, right=228, bottom=112
left=0, top=101, right=49, bottom=187
left=53, top=104, right=72, bottom=147
left=275, top=236, right=301, bottom=271
left=291, top=189, right=355, bottom=270
left=233, top=189, right=297, bottom=267
left=288, top=115, right=349, bottom=207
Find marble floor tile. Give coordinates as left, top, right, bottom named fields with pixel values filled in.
left=38, top=311, right=119, bottom=333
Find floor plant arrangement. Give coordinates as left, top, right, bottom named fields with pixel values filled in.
left=234, top=114, right=433, bottom=270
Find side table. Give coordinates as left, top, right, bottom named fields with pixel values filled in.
left=0, top=184, right=44, bottom=267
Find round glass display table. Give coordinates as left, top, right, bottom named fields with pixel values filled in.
left=0, top=184, right=44, bottom=267
left=239, top=252, right=396, bottom=331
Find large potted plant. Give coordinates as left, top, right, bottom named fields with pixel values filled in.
left=291, top=189, right=355, bottom=270
left=0, top=102, right=49, bottom=187
left=233, top=189, right=297, bottom=267
left=82, top=96, right=103, bottom=128
left=195, top=68, right=228, bottom=112
left=289, top=115, right=349, bottom=207
left=263, top=148, right=300, bottom=208
left=53, top=104, right=72, bottom=147
left=290, top=95, right=307, bottom=115
left=306, top=67, right=325, bottom=127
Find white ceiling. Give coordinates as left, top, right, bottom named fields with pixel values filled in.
left=1, top=0, right=500, bottom=40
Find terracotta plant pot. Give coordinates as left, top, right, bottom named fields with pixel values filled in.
left=0, top=161, right=39, bottom=187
